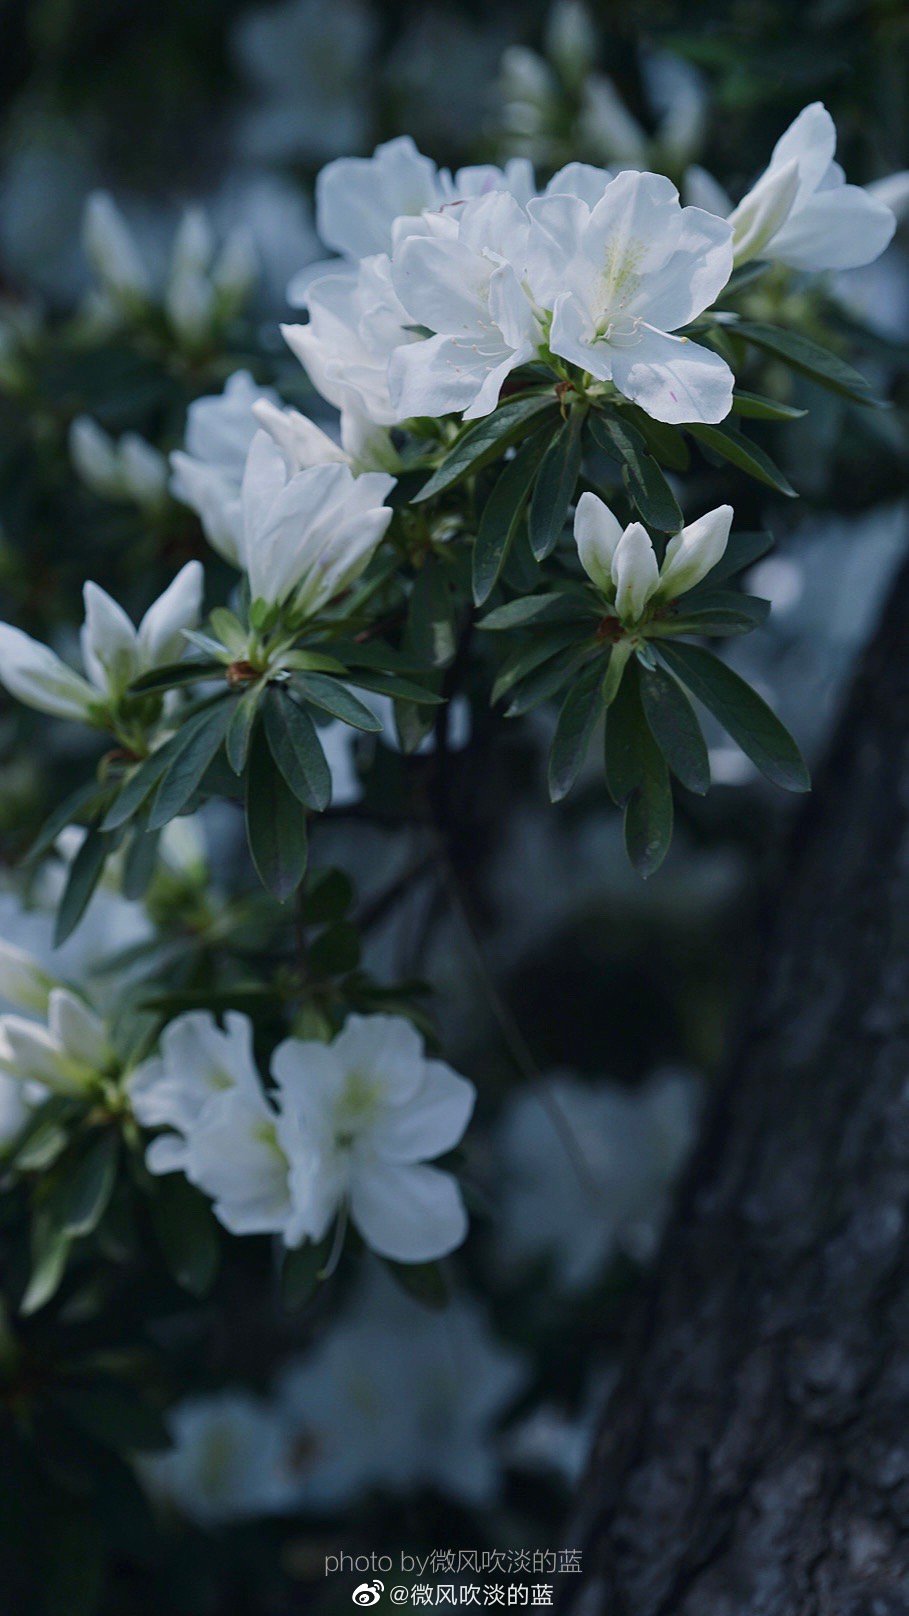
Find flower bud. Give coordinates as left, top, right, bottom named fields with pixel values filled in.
left=83, top=192, right=150, bottom=303
left=612, top=522, right=660, bottom=625
left=656, top=504, right=733, bottom=600
left=729, top=159, right=800, bottom=266
left=0, top=941, right=54, bottom=1016
left=573, top=491, right=623, bottom=595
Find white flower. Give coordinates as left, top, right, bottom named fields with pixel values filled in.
left=171, top=370, right=278, bottom=565
left=82, top=192, right=150, bottom=304
left=185, top=1084, right=301, bottom=1238
left=165, top=208, right=257, bottom=345
left=277, top=1268, right=525, bottom=1507
left=388, top=192, right=541, bottom=421
left=574, top=490, right=732, bottom=623
left=70, top=417, right=168, bottom=511
left=251, top=396, right=398, bottom=477
left=237, top=429, right=394, bottom=614
left=130, top=1010, right=264, bottom=1174
left=0, top=939, right=54, bottom=1016
left=0, top=561, right=202, bottom=722
left=496, top=1071, right=699, bottom=1290
left=139, top=1393, right=298, bottom=1526
left=0, top=987, right=114, bottom=1097
left=526, top=169, right=734, bottom=423
left=273, top=1014, right=475, bottom=1262
left=729, top=103, right=896, bottom=271
left=282, top=253, right=415, bottom=428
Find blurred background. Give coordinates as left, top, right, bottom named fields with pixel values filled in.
left=0, top=1, right=907, bottom=1611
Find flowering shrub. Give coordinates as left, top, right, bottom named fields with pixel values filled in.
left=0, top=22, right=905, bottom=1598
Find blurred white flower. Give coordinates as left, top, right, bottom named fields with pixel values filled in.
left=277, top=1268, right=525, bottom=1506
left=0, top=984, right=114, bottom=1097
left=130, top=1010, right=263, bottom=1175
left=0, top=561, right=202, bottom=722
left=729, top=103, right=896, bottom=271
left=186, top=1082, right=301, bottom=1238
left=526, top=170, right=734, bottom=423
left=0, top=939, right=54, bottom=1017
left=282, top=254, right=415, bottom=429
left=273, top=1014, right=475, bottom=1262
left=171, top=370, right=278, bottom=564
left=70, top=417, right=168, bottom=511
left=496, top=1070, right=699, bottom=1290
left=574, top=491, right=732, bottom=622
left=83, top=192, right=151, bottom=305
left=140, top=1392, right=299, bottom=1526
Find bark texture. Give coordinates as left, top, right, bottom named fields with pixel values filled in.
left=570, top=547, right=909, bottom=1616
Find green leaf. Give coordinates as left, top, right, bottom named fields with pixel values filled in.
left=151, top=1176, right=220, bottom=1296
left=393, top=697, right=435, bottom=754
left=699, top=529, right=773, bottom=586
left=407, top=555, right=458, bottom=665
left=548, top=662, right=604, bottom=802
left=478, top=590, right=593, bottom=632
left=292, top=673, right=383, bottom=732
left=281, top=1237, right=332, bottom=1310
left=301, top=867, right=354, bottom=924
left=491, top=626, right=585, bottom=706
left=604, top=665, right=673, bottom=878
left=528, top=408, right=586, bottom=560
left=263, top=686, right=331, bottom=811
left=734, top=319, right=876, bottom=403
left=504, top=649, right=586, bottom=718
left=101, top=743, right=180, bottom=832
left=225, top=681, right=265, bottom=773
left=472, top=429, right=546, bottom=605
left=589, top=412, right=683, bottom=532
left=26, top=781, right=112, bottom=865
left=49, top=1132, right=118, bottom=1238
left=127, top=659, right=222, bottom=695
left=245, top=726, right=309, bottom=901
left=414, top=393, right=559, bottom=502
left=383, top=1258, right=450, bottom=1310
left=54, top=825, right=112, bottom=946
left=731, top=389, right=808, bottom=421
left=122, top=824, right=161, bottom=900
left=147, top=700, right=232, bottom=830
left=21, top=1209, right=72, bottom=1315
left=625, top=409, right=690, bottom=471
left=656, top=640, right=810, bottom=792
left=638, top=662, right=710, bottom=795
left=685, top=421, right=797, bottom=497
left=345, top=670, right=444, bottom=705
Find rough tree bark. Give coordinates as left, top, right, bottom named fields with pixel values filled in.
left=569, top=546, right=909, bottom=1616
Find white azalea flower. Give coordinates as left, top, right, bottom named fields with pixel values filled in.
left=70, top=417, right=168, bottom=511
left=273, top=1014, right=475, bottom=1263
left=82, top=192, right=151, bottom=304
left=526, top=169, right=734, bottom=424
left=171, top=370, right=279, bottom=565
left=251, top=396, right=398, bottom=477
left=729, top=103, right=896, bottom=271
left=277, top=1268, right=525, bottom=1507
left=496, top=1070, right=699, bottom=1290
left=574, top=490, right=732, bottom=625
left=388, top=192, right=541, bottom=422
left=237, top=429, right=394, bottom=614
left=140, top=1392, right=299, bottom=1526
left=0, top=561, right=202, bottom=723
left=282, top=253, right=415, bottom=428
left=186, top=1083, right=301, bottom=1238
left=130, top=1010, right=264, bottom=1175
left=0, top=939, right=54, bottom=1017
left=0, top=986, right=114, bottom=1097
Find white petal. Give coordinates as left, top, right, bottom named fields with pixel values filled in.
left=137, top=562, right=204, bottom=670
left=349, top=1161, right=469, bottom=1261
left=0, top=624, right=97, bottom=721
left=81, top=581, right=138, bottom=693
left=48, top=988, right=110, bottom=1069
left=330, top=1013, right=426, bottom=1104
left=252, top=399, right=347, bottom=469
left=0, top=1015, right=79, bottom=1092
left=630, top=206, right=734, bottom=330
left=145, top=1132, right=188, bottom=1175
left=388, top=334, right=488, bottom=420
left=544, top=163, right=614, bottom=208
left=658, top=504, right=733, bottom=599
left=611, top=522, right=660, bottom=624
left=316, top=137, right=440, bottom=260
left=391, top=235, right=492, bottom=335
left=0, top=941, right=54, bottom=1016
left=771, top=183, right=896, bottom=271
left=609, top=328, right=734, bottom=425
left=768, top=102, right=837, bottom=200
left=549, top=293, right=607, bottom=379
left=729, top=159, right=800, bottom=267
left=368, top=1061, right=475, bottom=1164
left=574, top=492, right=624, bottom=593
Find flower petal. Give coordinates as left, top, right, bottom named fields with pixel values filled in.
left=574, top=492, right=624, bottom=593
left=609, top=328, right=734, bottom=425
left=350, top=1161, right=469, bottom=1261
left=369, top=1061, right=476, bottom=1164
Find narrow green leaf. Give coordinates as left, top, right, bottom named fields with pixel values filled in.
left=225, top=683, right=265, bottom=774
left=528, top=408, right=586, bottom=560
left=128, top=660, right=222, bottom=695
left=686, top=421, right=797, bottom=497
left=504, top=649, right=586, bottom=717
left=54, top=825, right=112, bottom=946
left=473, top=429, right=547, bottom=605
left=263, top=687, right=331, bottom=811
left=147, top=701, right=232, bottom=829
left=478, top=591, right=593, bottom=632
left=414, top=394, right=559, bottom=502
left=101, top=743, right=180, bottom=832
left=49, top=1133, right=118, bottom=1238
left=656, top=640, right=810, bottom=792
left=638, top=662, right=710, bottom=794
left=292, top=673, right=382, bottom=732
left=245, top=727, right=309, bottom=901
left=548, top=662, right=604, bottom=802
left=491, top=626, right=585, bottom=706
left=589, top=412, right=683, bottom=532
left=624, top=409, right=690, bottom=471
left=604, top=664, right=673, bottom=877
left=26, top=781, right=111, bottom=865
left=345, top=671, right=444, bottom=705
left=21, top=1210, right=72, bottom=1314
left=407, top=555, right=458, bottom=664
left=734, top=319, right=875, bottom=403
left=731, top=389, right=807, bottom=421
left=122, top=825, right=161, bottom=899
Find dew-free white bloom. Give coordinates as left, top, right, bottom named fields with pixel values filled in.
left=526, top=169, right=734, bottom=423
left=140, top=1392, right=299, bottom=1525
left=236, top=429, right=394, bottom=613
left=130, top=1010, right=264, bottom=1174
left=0, top=986, right=113, bottom=1096
left=273, top=1014, right=475, bottom=1262
left=70, top=417, right=168, bottom=511
left=82, top=192, right=151, bottom=304
left=282, top=253, right=415, bottom=429
left=729, top=103, right=896, bottom=271
left=389, top=192, right=541, bottom=421
left=575, top=489, right=732, bottom=623
left=187, top=1084, right=302, bottom=1237
left=0, top=561, right=202, bottom=723
left=171, top=370, right=278, bottom=564
left=0, top=939, right=54, bottom=1017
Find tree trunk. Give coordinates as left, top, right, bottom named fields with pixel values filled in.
left=569, top=546, right=909, bottom=1616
